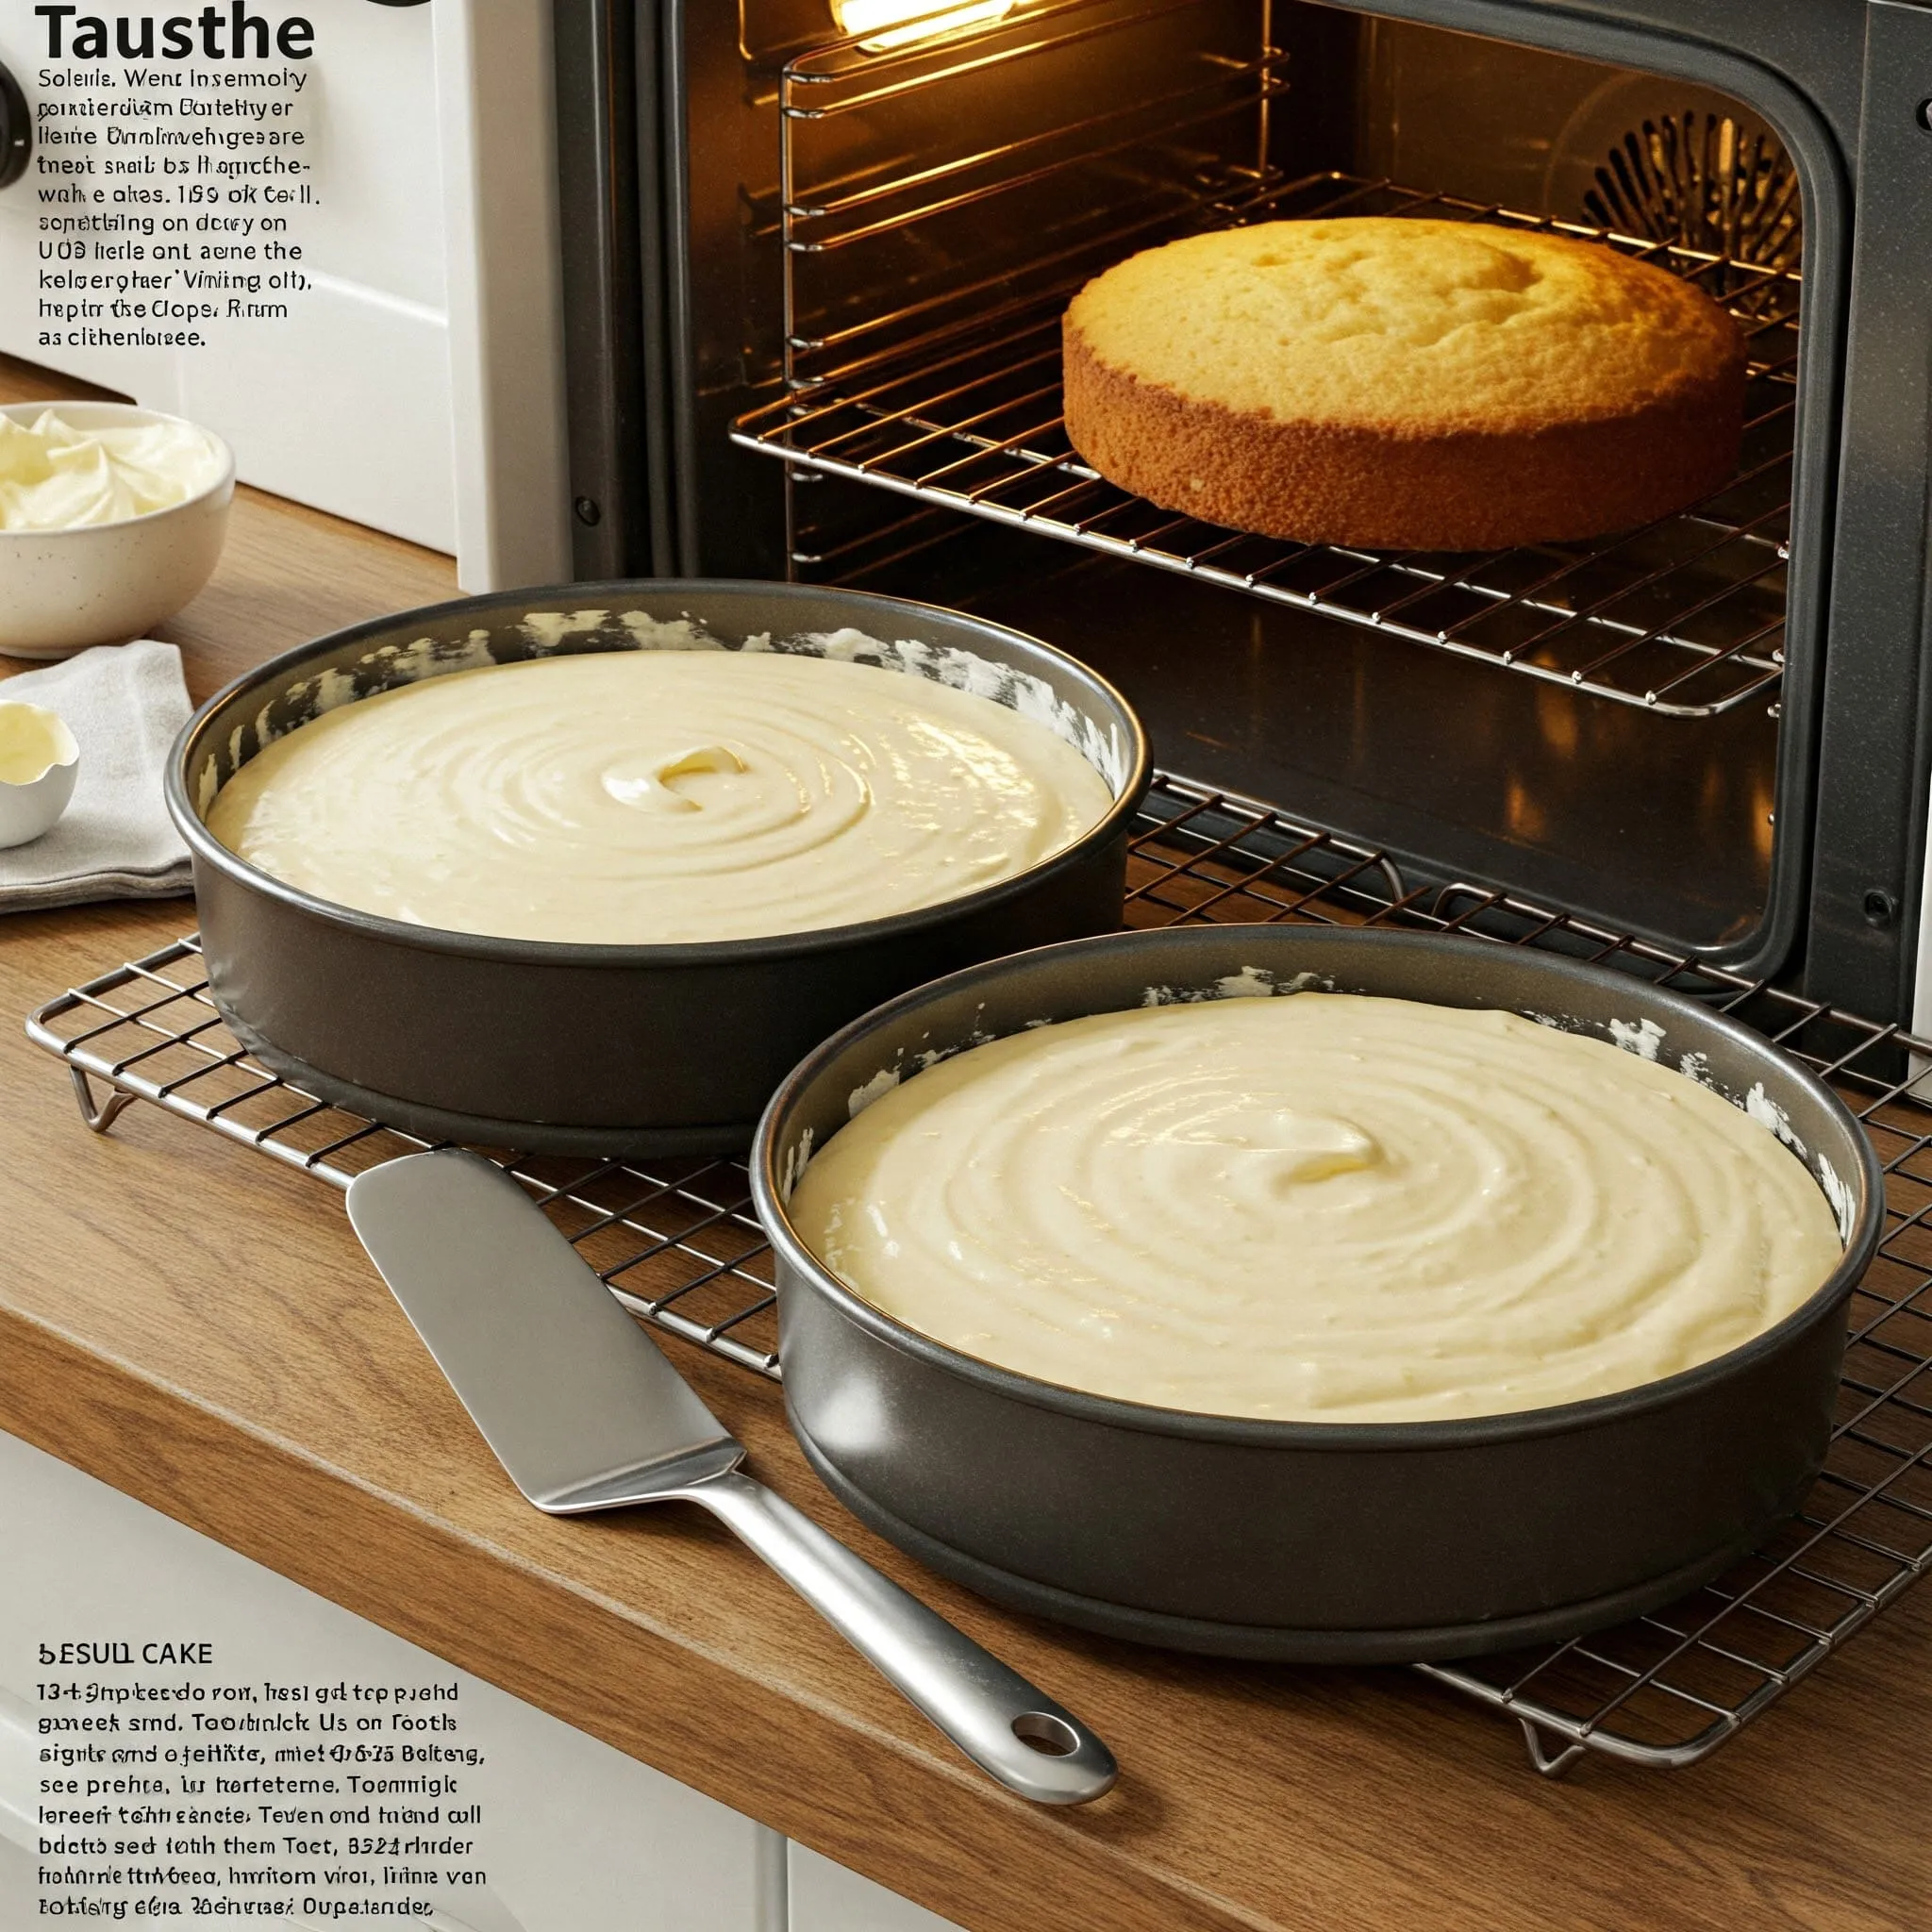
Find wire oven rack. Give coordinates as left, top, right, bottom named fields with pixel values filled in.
left=25, top=774, right=1931, bottom=1779
left=736, top=0, right=1801, bottom=717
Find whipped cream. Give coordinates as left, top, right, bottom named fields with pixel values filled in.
left=789, top=992, right=1844, bottom=1424
left=205, top=648, right=1116, bottom=943
left=0, top=408, right=225, bottom=532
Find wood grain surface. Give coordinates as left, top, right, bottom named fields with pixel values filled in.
left=2, top=353, right=1927, bottom=1932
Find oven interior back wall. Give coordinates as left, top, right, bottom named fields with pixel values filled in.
left=674, top=0, right=1805, bottom=968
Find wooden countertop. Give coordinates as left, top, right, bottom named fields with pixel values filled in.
left=2, top=354, right=1927, bottom=1932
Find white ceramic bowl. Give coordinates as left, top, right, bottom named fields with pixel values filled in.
left=0, top=401, right=234, bottom=659
left=0, top=699, right=79, bottom=847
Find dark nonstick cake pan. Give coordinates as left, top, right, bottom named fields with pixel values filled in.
left=752, top=924, right=1883, bottom=1663
left=166, top=580, right=1149, bottom=1156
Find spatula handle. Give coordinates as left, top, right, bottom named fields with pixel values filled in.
left=682, top=1469, right=1117, bottom=1805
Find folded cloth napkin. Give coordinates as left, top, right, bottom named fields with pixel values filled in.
left=0, top=639, right=193, bottom=912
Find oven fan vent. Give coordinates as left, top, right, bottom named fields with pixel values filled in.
left=1583, top=113, right=1801, bottom=291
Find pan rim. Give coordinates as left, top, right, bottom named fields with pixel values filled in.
left=164, top=577, right=1153, bottom=968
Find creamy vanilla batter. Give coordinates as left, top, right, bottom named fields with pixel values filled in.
left=789, top=992, right=1845, bottom=1423
left=205, top=648, right=1115, bottom=943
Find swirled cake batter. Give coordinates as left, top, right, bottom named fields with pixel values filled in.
left=205, top=648, right=1114, bottom=942
left=788, top=992, right=1843, bottom=1423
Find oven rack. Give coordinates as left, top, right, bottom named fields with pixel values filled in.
left=25, top=774, right=1929, bottom=1781
left=740, top=147, right=1801, bottom=717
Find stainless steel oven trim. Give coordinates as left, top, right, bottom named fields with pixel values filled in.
left=1809, top=0, right=1932, bottom=1027
left=555, top=0, right=675, bottom=580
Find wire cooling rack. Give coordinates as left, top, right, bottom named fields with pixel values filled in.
left=25, top=774, right=1930, bottom=1778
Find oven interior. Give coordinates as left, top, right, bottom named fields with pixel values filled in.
left=650, top=0, right=1809, bottom=974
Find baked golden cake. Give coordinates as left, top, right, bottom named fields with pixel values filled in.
left=1061, top=217, right=1748, bottom=551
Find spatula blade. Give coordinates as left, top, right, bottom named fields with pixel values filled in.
left=346, top=1149, right=734, bottom=1511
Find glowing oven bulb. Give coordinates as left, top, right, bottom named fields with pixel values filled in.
left=830, top=0, right=1017, bottom=53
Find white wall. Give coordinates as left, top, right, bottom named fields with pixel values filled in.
left=0, top=0, right=570, bottom=582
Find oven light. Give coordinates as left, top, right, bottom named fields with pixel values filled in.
left=830, top=0, right=1017, bottom=54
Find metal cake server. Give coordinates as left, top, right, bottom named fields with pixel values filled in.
left=345, top=1148, right=1117, bottom=1806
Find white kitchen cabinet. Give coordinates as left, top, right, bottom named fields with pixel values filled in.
left=789, top=1842, right=965, bottom=1932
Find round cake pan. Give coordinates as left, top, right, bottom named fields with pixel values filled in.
left=752, top=925, right=1884, bottom=1663
left=166, top=580, right=1149, bottom=1156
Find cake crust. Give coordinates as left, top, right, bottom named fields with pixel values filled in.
left=1061, top=218, right=1749, bottom=552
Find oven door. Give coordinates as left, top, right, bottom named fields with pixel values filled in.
left=552, top=0, right=1932, bottom=1013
